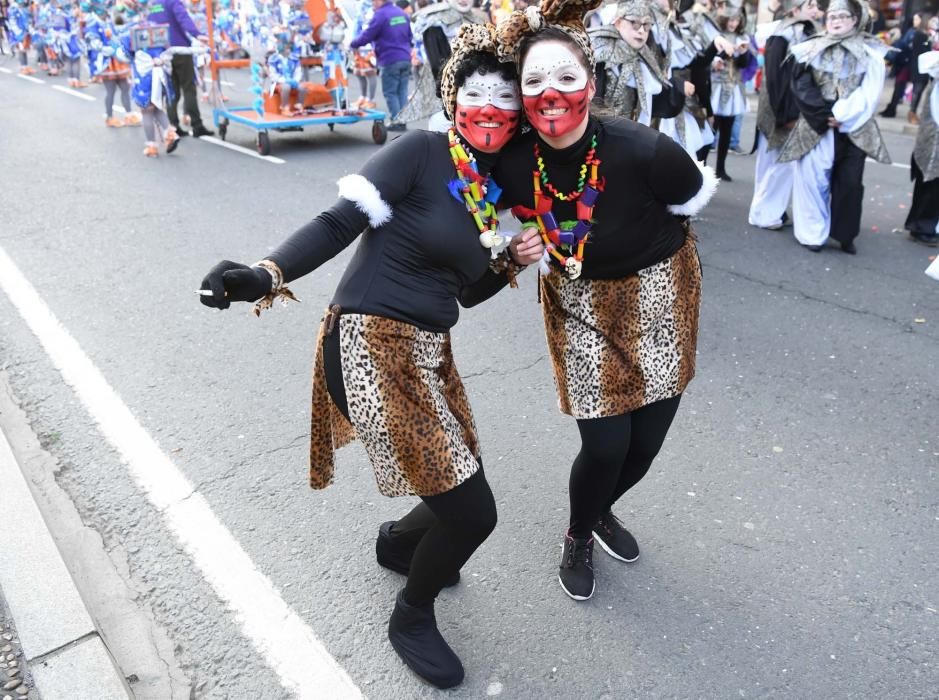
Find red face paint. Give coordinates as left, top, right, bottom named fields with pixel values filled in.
left=523, top=87, right=590, bottom=138
left=456, top=102, right=520, bottom=153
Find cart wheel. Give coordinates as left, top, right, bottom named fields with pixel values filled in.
left=256, top=131, right=271, bottom=156
left=218, top=122, right=228, bottom=141
left=328, top=123, right=335, bottom=132
left=372, top=121, right=387, bottom=145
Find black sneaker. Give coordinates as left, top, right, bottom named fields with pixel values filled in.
left=192, top=125, right=215, bottom=138
left=388, top=589, right=465, bottom=689
left=376, top=521, right=460, bottom=587
left=593, top=511, right=639, bottom=563
left=175, top=127, right=190, bottom=137
left=558, top=533, right=595, bottom=601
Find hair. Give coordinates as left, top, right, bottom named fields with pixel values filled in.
left=517, top=26, right=591, bottom=74
left=717, top=11, right=745, bottom=34
left=452, top=50, right=518, bottom=89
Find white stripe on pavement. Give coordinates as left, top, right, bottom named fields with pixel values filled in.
left=52, top=85, right=96, bottom=101
left=0, top=245, right=362, bottom=700
left=0, top=67, right=12, bottom=74
left=16, top=73, right=45, bottom=84
left=867, top=157, right=911, bottom=170
left=199, top=135, right=285, bottom=164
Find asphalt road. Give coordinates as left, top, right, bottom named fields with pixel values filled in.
left=1, top=57, right=937, bottom=699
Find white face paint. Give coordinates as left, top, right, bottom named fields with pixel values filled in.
left=456, top=69, right=521, bottom=111
left=520, top=41, right=590, bottom=97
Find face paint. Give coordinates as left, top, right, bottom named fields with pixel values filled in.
left=520, top=41, right=592, bottom=138
left=455, top=69, right=521, bottom=152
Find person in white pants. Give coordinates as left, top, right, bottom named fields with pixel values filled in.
left=778, top=0, right=890, bottom=254
left=748, top=0, right=820, bottom=230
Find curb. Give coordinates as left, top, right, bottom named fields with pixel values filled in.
left=0, top=425, right=132, bottom=700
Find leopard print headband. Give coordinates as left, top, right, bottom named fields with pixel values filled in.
left=440, top=23, right=506, bottom=121
left=495, top=0, right=603, bottom=68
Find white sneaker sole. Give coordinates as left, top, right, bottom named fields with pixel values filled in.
left=592, top=531, right=639, bottom=563
left=558, top=574, right=595, bottom=601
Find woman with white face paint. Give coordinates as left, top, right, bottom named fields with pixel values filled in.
left=588, top=0, right=688, bottom=125
left=198, top=25, right=543, bottom=690
left=495, top=0, right=718, bottom=602
left=777, top=0, right=890, bottom=254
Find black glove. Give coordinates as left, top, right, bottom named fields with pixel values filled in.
left=199, top=260, right=273, bottom=310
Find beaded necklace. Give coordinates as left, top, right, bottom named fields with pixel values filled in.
left=515, top=135, right=603, bottom=279
left=447, top=128, right=504, bottom=251
left=534, top=134, right=599, bottom=202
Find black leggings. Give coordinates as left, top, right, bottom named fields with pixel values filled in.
left=322, top=327, right=497, bottom=607
left=713, top=115, right=734, bottom=176
left=568, top=395, right=682, bottom=539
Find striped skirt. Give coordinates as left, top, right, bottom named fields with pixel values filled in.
left=539, top=235, right=702, bottom=420
left=309, top=311, right=481, bottom=498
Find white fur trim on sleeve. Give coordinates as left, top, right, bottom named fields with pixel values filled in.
left=337, top=174, right=393, bottom=228
left=667, top=161, right=719, bottom=217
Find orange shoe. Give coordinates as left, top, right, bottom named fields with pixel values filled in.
left=105, top=116, right=124, bottom=128
left=143, top=144, right=159, bottom=158
left=362, top=100, right=376, bottom=110
left=69, top=79, right=89, bottom=88
left=123, top=113, right=142, bottom=126
left=164, top=126, right=180, bottom=153
left=279, top=106, right=293, bottom=117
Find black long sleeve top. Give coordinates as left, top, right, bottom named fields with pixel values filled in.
left=790, top=62, right=835, bottom=135
left=765, top=21, right=816, bottom=126
left=494, top=116, right=707, bottom=280
left=266, top=130, right=514, bottom=333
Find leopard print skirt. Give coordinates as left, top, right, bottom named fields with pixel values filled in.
left=539, top=235, right=702, bottom=420
left=308, top=312, right=481, bottom=498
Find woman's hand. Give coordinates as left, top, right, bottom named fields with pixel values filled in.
left=683, top=81, right=696, bottom=97
left=508, top=228, right=544, bottom=266
left=199, top=260, right=273, bottom=310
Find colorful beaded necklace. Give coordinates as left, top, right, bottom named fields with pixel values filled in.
left=514, top=135, right=603, bottom=279
left=446, top=128, right=504, bottom=251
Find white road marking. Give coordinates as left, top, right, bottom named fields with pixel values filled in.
left=16, top=74, right=45, bottom=84
left=0, top=67, right=12, bottom=74
left=867, top=158, right=911, bottom=170
left=0, top=245, right=362, bottom=700
left=51, top=85, right=96, bottom=101
left=199, top=135, right=285, bottom=164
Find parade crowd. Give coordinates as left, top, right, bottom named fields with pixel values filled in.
left=1, top=0, right=937, bottom=691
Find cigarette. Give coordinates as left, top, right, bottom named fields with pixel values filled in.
left=196, top=289, right=228, bottom=297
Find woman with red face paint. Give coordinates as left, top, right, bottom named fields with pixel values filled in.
left=198, top=24, right=543, bottom=690
left=495, top=0, right=718, bottom=602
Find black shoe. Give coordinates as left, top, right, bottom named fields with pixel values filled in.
left=839, top=240, right=857, bottom=255
left=879, top=109, right=896, bottom=118
left=558, top=532, right=595, bottom=601
left=387, top=121, right=407, bottom=132
left=805, top=244, right=823, bottom=252
left=716, top=170, right=733, bottom=182
left=192, top=125, right=215, bottom=138
left=592, top=511, right=639, bottom=563
left=781, top=211, right=790, bottom=227
left=388, top=590, right=464, bottom=689
left=376, top=522, right=460, bottom=587
left=175, top=127, right=190, bottom=137
left=909, top=232, right=939, bottom=247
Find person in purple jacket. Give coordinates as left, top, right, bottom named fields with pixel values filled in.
left=350, top=0, right=413, bottom=130
left=145, top=0, right=212, bottom=137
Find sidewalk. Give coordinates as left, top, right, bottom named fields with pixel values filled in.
left=0, top=425, right=131, bottom=700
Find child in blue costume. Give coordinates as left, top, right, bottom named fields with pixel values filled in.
left=8, top=0, right=35, bottom=75
left=267, top=29, right=305, bottom=115
left=85, top=1, right=140, bottom=126
left=44, top=0, right=86, bottom=86
left=124, top=0, right=180, bottom=156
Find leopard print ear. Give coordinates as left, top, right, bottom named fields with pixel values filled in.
left=496, top=0, right=602, bottom=67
